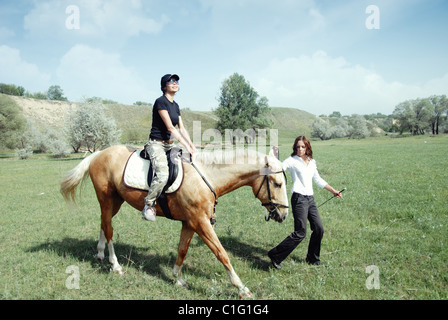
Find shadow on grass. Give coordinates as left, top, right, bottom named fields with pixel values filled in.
left=219, top=236, right=272, bottom=271
left=26, top=235, right=273, bottom=291
left=183, top=234, right=273, bottom=271
left=26, top=237, right=179, bottom=284
left=27, top=235, right=273, bottom=279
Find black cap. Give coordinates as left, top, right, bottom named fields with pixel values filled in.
left=161, top=74, right=179, bottom=92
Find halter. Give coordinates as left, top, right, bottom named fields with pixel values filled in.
left=255, top=166, right=289, bottom=221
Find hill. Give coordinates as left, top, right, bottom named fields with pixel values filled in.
left=8, top=94, right=316, bottom=145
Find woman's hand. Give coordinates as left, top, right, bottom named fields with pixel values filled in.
left=325, top=185, right=343, bottom=199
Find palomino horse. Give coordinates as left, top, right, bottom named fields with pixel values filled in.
left=60, top=145, right=288, bottom=298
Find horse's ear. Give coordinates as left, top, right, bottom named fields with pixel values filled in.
left=269, top=146, right=279, bottom=159
left=265, top=155, right=273, bottom=169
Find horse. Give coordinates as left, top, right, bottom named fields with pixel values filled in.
left=60, top=144, right=289, bottom=298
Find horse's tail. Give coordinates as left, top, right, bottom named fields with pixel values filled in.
left=60, top=151, right=101, bottom=204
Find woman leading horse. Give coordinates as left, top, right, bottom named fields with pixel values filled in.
left=60, top=145, right=288, bottom=298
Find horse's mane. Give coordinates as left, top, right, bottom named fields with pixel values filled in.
left=193, top=149, right=284, bottom=172
left=194, top=148, right=266, bottom=166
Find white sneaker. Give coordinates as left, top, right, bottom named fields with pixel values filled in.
left=142, top=204, right=156, bottom=221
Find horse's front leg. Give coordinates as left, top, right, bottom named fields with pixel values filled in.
left=196, top=218, right=252, bottom=299
left=173, top=222, right=195, bottom=288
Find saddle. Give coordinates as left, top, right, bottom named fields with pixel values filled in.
left=123, top=147, right=184, bottom=220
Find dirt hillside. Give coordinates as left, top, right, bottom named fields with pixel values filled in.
left=10, top=95, right=78, bottom=128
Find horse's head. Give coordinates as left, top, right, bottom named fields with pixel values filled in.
left=254, top=155, right=289, bottom=223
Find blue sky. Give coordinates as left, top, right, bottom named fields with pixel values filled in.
left=1, top=0, right=447, bottom=115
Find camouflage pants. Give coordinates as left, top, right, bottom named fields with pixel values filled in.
left=144, top=140, right=174, bottom=207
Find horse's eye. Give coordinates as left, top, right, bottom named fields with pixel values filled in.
left=274, top=183, right=282, bottom=188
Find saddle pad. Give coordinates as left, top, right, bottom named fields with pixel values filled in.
left=123, top=150, right=183, bottom=194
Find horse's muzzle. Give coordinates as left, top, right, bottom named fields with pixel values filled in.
left=266, top=205, right=288, bottom=223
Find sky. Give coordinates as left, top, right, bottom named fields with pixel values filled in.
left=1, top=0, right=447, bottom=116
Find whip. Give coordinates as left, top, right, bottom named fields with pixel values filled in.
left=317, top=188, right=346, bottom=208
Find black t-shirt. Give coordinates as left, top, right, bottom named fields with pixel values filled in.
left=149, top=95, right=181, bottom=141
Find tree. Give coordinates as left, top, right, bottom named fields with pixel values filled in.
left=414, top=98, right=432, bottom=135
left=0, top=83, right=25, bottom=96
left=393, top=98, right=432, bottom=135
left=428, top=95, right=448, bottom=135
left=65, top=99, right=121, bottom=152
left=393, top=100, right=414, bottom=134
left=215, top=73, right=272, bottom=143
left=47, top=85, right=68, bottom=101
left=329, top=111, right=342, bottom=118
left=349, top=114, right=370, bottom=138
left=311, top=118, right=332, bottom=140
left=331, top=118, right=350, bottom=138
left=0, top=94, right=27, bottom=149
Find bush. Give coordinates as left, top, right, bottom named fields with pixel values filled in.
left=0, top=94, right=27, bottom=149
left=16, top=146, right=33, bottom=160
left=20, top=120, right=69, bottom=156
left=49, top=139, right=70, bottom=158
left=65, top=99, right=121, bottom=152
left=311, top=118, right=332, bottom=140
left=312, top=115, right=372, bottom=140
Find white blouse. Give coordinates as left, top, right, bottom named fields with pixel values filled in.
left=282, top=155, right=328, bottom=196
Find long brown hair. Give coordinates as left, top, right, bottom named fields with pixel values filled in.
left=291, top=136, right=313, bottom=159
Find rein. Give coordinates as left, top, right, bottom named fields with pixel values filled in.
left=189, top=160, right=218, bottom=225
left=190, top=162, right=218, bottom=205
left=188, top=155, right=289, bottom=223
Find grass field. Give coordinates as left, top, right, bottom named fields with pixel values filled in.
left=0, top=135, right=447, bottom=300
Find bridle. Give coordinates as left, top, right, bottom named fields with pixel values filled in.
left=255, top=167, right=289, bottom=221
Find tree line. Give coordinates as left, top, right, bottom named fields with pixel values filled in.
left=0, top=83, right=68, bottom=101
left=0, top=82, right=152, bottom=106
left=392, top=95, right=448, bottom=135
left=311, top=94, right=448, bottom=140
left=1, top=77, right=447, bottom=158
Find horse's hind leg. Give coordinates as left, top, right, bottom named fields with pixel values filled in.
left=97, top=194, right=124, bottom=274
left=97, top=229, right=106, bottom=261
left=173, top=222, right=195, bottom=288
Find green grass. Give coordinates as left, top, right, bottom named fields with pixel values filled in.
left=1, top=135, right=447, bottom=300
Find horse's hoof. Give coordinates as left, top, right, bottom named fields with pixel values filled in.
left=110, top=267, right=124, bottom=275
left=238, top=287, right=253, bottom=299
left=175, top=279, right=189, bottom=289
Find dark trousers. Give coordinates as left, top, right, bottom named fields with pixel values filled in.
left=269, top=193, right=324, bottom=264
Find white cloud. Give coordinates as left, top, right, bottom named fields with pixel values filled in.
left=56, top=44, right=152, bottom=103
left=309, top=8, right=326, bottom=30
left=254, top=50, right=448, bottom=115
left=0, top=45, right=51, bottom=90
left=24, top=0, right=168, bottom=42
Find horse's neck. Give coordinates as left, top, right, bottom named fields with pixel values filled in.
left=201, top=163, right=261, bottom=197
